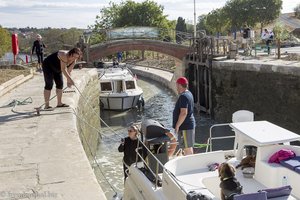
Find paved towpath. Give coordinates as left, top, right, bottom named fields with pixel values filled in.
left=0, top=69, right=106, bottom=200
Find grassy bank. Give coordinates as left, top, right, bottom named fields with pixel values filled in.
left=0, top=69, right=31, bottom=85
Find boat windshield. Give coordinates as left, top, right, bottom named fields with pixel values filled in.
left=101, top=82, right=112, bottom=91
left=125, top=81, right=135, bottom=90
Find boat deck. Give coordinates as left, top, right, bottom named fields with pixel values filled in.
left=174, top=159, right=297, bottom=200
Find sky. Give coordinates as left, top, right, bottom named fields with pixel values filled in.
left=0, top=0, right=298, bottom=29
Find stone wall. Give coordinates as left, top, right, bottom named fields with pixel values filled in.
left=129, top=65, right=177, bottom=94
left=76, top=71, right=100, bottom=161
left=212, top=61, right=300, bottom=133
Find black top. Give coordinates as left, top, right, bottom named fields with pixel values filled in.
left=43, top=52, right=61, bottom=73
left=43, top=52, right=74, bottom=73
left=172, top=90, right=195, bottom=130
left=32, top=40, right=45, bottom=54
left=118, top=137, right=143, bottom=166
left=243, top=28, right=251, bottom=39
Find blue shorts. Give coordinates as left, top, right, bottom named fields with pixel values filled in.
left=177, top=129, right=195, bottom=148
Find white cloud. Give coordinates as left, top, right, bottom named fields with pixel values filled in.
left=0, top=0, right=298, bottom=28
left=0, top=0, right=105, bottom=9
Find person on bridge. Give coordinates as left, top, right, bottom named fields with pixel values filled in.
left=31, top=34, right=47, bottom=72
left=173, top=77, right=196, bottom=155
left=42, top=47, right=82, bottom=109
left=117, top=51, right=123, bottom=62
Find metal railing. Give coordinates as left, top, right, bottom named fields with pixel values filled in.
left=88, top=27, right=196, bottom=46
left=133, top=138, right=187, bottom=195
left=206, top=123, right=236, bottom=152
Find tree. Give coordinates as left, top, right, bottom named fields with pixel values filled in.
left=205, top=9, right=229, bottom=36
left=223, top=0, right=282, bottom=35
left=197, top=15, right=208, bottom=32
left=223, top=0, right=258, bottom=36
left=273, top=22, right=289, bottom=59
left=251, top=0, right=282, bottom=33
left=0, top=26, right=11, bottom=58
left=92, top=0, right=174, bottom=43
left=93, top=2, right=120, bottom=30
left=175, top=17, right=187, bottom=43
left=295, top=4, right=300, bottom=19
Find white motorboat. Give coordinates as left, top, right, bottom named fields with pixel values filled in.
left=122, top=114, right=300, bottom=200
left=98, top=66, right=144, bottom=111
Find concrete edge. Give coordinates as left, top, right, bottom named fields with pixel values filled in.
left=0, top=70, right=34, bottom=97
left=70, top=68, right=107, bottom=199
left=129, top=65, right=177, bottom=94
left=213, top=60, right=300, bottom=76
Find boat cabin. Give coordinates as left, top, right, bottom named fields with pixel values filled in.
left=162, top=121, right=300, bottom=200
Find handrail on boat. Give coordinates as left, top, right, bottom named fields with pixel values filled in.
left=206, top=123, right=235, bottom=152
left=133, top=138, right=188, bottom=195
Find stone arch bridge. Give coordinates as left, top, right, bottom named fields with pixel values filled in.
left=88, top=39, right=191, bottom=62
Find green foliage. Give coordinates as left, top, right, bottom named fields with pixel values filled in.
left=251, top=0, right=282, bottom=31
left=175, top=17, right=187, bottom=43
left=223, top=0, right=246, bottom=29
left=92, top=0, right=173, bottom=43
left=0, top=26, right=11, bottom=57
left=295, top=4, right=300, bottom=19
left=14, top=28, right=83, bottom=54
left=94, top=2, right=120, bottom=30
left=273, top=22, right=289, bottom=59
left=197, top=0, right=282, bottom=36
left=273, top=22, right=289, bottom=41
left=175, top=17, right=187, bottom=32
left=197, top=15, right=208, bottom=32
left=205, top=9, right=229, bottom=35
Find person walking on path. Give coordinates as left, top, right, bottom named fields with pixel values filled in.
left=118, top=125, right=143, bottom=182
left=261, top=29, right=274, bottom=55
left=172, top=77, right=196, bottom=155
left=42, top=47, right=81, bottom=109
left=31, top=34, right=46, bottom=71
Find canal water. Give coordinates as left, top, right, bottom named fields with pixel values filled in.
left=94, top=76, right=233, bottom=199
left=0, top=52, right=37, bottom=64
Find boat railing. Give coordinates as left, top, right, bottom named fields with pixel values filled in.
left=134, top=138, right=187, bottom=194
left=206, top=123, right=236, bottom=152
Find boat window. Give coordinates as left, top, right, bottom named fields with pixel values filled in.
left=101, top=82, right=112, bottom=91
left=116, top=80, right=123, bottom=93
left=125, top=81, right=135, bottom=90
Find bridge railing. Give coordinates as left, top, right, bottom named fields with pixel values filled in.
left=85, top=27, right=231, bottom=60
left=93, top=27, right=195, bottom=46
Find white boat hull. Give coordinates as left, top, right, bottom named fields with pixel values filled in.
left=98, top=66, right=144, bottom=111
left=100, top=92, right=143, bottom=111
left=122, top=120, right=300, bottom=200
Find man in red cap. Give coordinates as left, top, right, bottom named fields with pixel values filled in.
left=173, top=76, right=195, bottom=155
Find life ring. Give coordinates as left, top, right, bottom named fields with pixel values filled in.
left=165, top=132, right=177, bottom=157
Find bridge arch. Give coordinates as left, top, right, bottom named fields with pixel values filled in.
left=88, top=39, right=190, bottom=62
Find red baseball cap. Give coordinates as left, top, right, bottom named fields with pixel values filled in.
left=176, top=77, right=188, bottom=85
